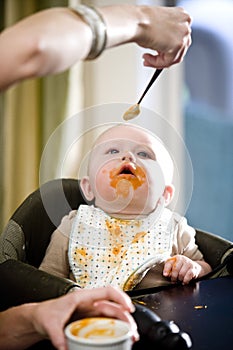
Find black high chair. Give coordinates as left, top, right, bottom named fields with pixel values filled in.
left=0, top=178, right=232, bottom=309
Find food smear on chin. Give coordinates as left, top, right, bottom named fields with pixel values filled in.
left=122, top=104, right=140, bottom=121
left=116, top=179, right=132, bottom=198
left=109, top=164, right=146, bottom=197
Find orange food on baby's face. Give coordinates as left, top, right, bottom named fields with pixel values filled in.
left=116, top=179, right=132, bottom=198
left=109, top=165, right=146, bottom=196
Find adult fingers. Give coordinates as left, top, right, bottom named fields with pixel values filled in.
left=94, top=301, right=139, bottom=341
left=142, top=39, right=190, bottom=68
left=142, top=51, right=181, bottom=69
left=72, top=286, right=135, bottom=313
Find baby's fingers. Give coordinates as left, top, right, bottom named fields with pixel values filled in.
left=164, top=257, right=185, bottom=282
left=182, top=269, right=195, bottom=285
left=183, top=264, right=201, bottom=284
left=163, top=257, right=180, bottom=280
left=163, top=259, right=174, bottom=277
left=178, top=265, right=192, bottom=284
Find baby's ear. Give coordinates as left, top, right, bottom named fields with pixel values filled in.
left=80, top=176, right=95, bottom=201
left=162, top=185, right=175, bottom=206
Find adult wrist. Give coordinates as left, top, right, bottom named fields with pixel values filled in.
left=134, top=5, right=154, bottom=48
left=70, top=4, right=107, bottom=60
left=14, top=303, right=44, bottom=346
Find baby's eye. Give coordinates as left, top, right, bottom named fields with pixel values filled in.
left=106, top=148, right=119, bottom=154
left=137, top=151, right=151, bottom=159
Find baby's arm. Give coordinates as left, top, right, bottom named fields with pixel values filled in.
left=39, top=211, right=76, bottom=279
left=39, top=227, right=70, bottom=278
left=163, top=255, right=212, bottom=285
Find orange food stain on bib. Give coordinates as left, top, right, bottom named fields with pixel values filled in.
left=105, top=221, right=122, bottom=236
left=75, top=247, right=88, bottom=257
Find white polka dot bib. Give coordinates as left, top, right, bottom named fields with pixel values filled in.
left=69, top=205, right=174, bottom=291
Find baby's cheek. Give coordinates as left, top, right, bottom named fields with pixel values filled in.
left=95, top=171, right=117, bottom=201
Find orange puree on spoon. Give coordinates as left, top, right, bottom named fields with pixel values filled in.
left=122, top=104, right=140, bottom=121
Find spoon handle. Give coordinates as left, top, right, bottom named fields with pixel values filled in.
left=137, top=69, right=163, bottom=105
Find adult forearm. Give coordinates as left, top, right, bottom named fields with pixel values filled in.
left=0, top=8, right=92, bottom=91
left=0, top=5, right=141, bottom=87
left=0, top=304, right=43, bottom=350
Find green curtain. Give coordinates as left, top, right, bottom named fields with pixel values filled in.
left=0, top=0, right=69, bottom=231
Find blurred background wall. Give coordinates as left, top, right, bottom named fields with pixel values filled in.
left=178, top=0, right=233, bottom=241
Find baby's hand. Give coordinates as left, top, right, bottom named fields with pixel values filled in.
left=163, top=255, right=202, bottom=285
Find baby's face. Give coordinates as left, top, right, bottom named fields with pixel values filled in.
left=82, top=125, right=172, bottom=217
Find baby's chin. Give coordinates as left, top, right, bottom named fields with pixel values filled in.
left=98, top=202, right=158, bottom=220
left=94, top=187, right=161, bottom=218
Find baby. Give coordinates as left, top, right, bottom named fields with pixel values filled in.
left=39, top=124, right=211, bottom=290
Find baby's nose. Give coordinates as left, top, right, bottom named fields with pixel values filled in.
left=122, top=151, right=135, bottom=162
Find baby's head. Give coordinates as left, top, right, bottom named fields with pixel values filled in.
left=80, top=124, right=174, bottom=218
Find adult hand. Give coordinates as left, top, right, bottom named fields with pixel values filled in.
left=0, top=286, right=138, bottom=350
left=137, top=6, right=192, bottom=68
left=30, top=286, right=139, bottom=350
left=100, top=5, right=192, bottom=68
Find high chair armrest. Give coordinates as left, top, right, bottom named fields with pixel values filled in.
left=0, top=259, right=79, bottom=311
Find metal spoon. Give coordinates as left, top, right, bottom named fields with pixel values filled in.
left=123, top=68, right=163, bottom=121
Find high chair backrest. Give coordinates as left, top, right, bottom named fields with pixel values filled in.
left=0, top=178, right=83, bottom=267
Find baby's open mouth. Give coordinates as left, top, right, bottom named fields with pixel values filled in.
left=110, top=162, right=146, bottom=190
left=116, top=163, right=137, bottom=177
left=114, top=163, right=137, bottom=178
